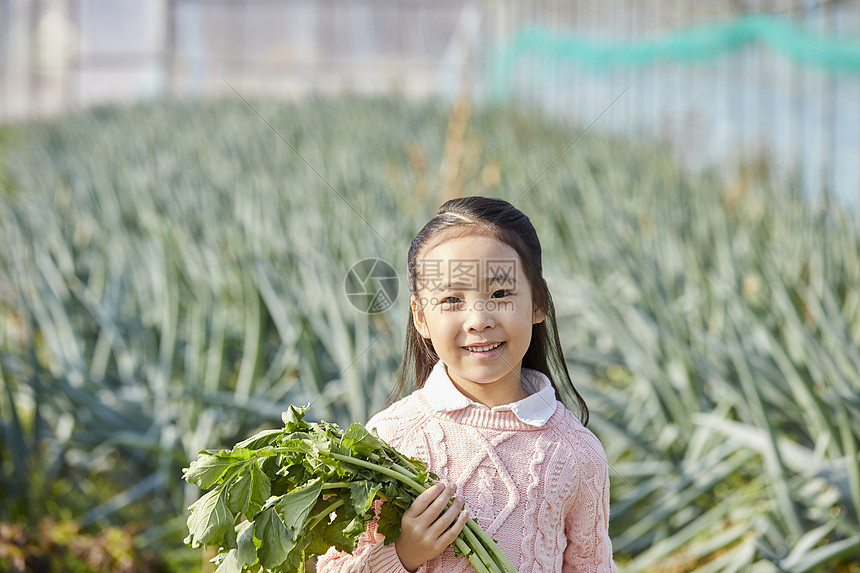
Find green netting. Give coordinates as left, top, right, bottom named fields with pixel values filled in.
left=492, top=14, right=860, bottom=97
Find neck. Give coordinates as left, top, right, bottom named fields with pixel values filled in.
left=446, top=365, right=529, bottom=408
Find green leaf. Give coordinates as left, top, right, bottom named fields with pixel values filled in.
left=377, top=501, right=405, bottom=545
left=309, top=427, right=334, bottom=454
left=227, top=474, right=252, bottom=516
left=278, top=438, right=318, bottom=456
left=236, top=428, right=283, bottom=450
left=786, top=534, right=860, bottom=572
left=348, top=480, right=381, bottom=515
left=228, top=461, right=271, bottom=516
left=255, top=507, right=292, bottom=569
left=343, top=515, right=368, bottom=538
left=183, top=449, right=253, bottom=489
left=185, top=487, right=235, bottom=548
left=214, top=549, right=242, bottom=573
left=282, top=405, right=311, bottom=432
left=307, top=509, right=355, bottom=555
left=342, top=424, right=384, bottom=457
left=249, top=463, right=272, bottom=514
left=236, top=520, right=257, bottom=566
left=276, top=478, right=324, bottom=532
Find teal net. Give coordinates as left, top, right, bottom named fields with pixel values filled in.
left=493, top=14, right=860, bottom=97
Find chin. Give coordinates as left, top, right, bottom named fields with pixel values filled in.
left=462, top=363, right=511, bottom=382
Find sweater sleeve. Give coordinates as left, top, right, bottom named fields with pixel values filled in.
left=315, top=501, right=426, bottom=573
left=562, top=434, right=618, bottom=573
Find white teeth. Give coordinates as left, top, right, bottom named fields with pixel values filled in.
left=466, top=342, right=502, bottom=352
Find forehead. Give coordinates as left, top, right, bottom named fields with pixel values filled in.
left=419, top=234, right=520, bottom=263
left=415, top=235, right=521, bottom=290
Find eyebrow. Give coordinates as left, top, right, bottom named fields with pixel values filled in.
left=486, top=274, right=516, bottom=286
left=433, top=282, right=472, bottom=292
left=433, top=278, right=517, bottom=292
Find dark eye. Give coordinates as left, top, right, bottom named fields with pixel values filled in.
left=438, top=297, right=464, bottom=310
left=491, top=290, right=511, bottom=298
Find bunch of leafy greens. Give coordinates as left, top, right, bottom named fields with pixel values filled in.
left=182, top=405, right=518, bottom=573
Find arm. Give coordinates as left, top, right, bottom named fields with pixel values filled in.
left=562, top=438, right=618, bottom=573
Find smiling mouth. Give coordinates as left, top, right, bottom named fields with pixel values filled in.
left=463, top=342, right=504, bottom=352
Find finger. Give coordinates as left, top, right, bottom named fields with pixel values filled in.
left=430, top=495, right=465, bottom=534
left=404, top=483, right=446, bottom=517
left=438, top=507, right=470, bottom=548
left=423, top=485, right=456, bottom=520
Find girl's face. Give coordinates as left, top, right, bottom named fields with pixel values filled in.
left=411, top=234, right=546, bottom=406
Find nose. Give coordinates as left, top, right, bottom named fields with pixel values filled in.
left=464, top=304, right=495, bottom=332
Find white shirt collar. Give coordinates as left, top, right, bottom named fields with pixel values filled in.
left=423, top=360, right=557, bottom=427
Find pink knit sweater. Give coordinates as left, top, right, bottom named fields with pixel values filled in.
left=316, top=389, right=617, bottom=573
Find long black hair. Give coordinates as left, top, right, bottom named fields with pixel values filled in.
left=391, top=196, right=589, bottom=426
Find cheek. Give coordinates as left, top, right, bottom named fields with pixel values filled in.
left=429, top=313, right=458, bottom=332
left=513, top=310, right=538, bottom=334
left=432, top=316, right=467, bottom=342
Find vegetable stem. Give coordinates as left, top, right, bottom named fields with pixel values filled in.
left=466, top=519, right=518, bottom=572
left=321, top=482, right=349, bottom=490
left=333, top=453, right=511, bottom=572
left=329, top=453, right=426, bottom=494
left=369, top=455, right=419, bottom=482
left=307, top=499, right=345, bottom=530
left=345, top=454, right=510, bottom=572
left=456, top=536, right=492, bottom=573
left=461, top=522, right=502, bottom=573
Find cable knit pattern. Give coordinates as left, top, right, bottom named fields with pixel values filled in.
left=316, top=390, right=617, bottom=573
left=521, top=434, right=547, bottom=568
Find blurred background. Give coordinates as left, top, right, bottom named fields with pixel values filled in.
left=3, top=0, right=860, bottom=201
left=1, top=1, right=860, bottom=572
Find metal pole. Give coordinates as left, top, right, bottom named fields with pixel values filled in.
left=28, top=0, right=36, bottom=117
left=1, top=0, right=7, bottom=118
left=822, top=1, right=833, bottom=201
left=824, top=0, right=836, bottom=202
left=164, top=0, right=175, bottom=98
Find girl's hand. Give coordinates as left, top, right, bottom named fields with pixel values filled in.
left=395, top=482, right=469, bottom=572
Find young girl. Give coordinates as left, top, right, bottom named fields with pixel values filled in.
left=317, top=196, right=616, bottom=572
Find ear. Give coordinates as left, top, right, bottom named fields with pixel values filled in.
left=411, top=296, right=432, bottom=339
left=532, top=305, right=547, bottom=325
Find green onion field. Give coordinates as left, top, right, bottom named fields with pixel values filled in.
left=1, top=97, right=858, bottom=572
